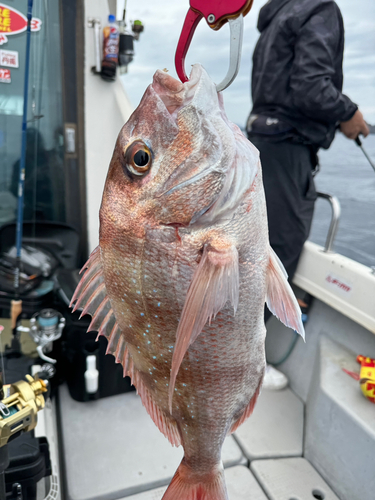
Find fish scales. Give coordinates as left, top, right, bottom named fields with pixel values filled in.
left=73, top=64, right=305, bottom=500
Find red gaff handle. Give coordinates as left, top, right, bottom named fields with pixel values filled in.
left=175, top=9, right=202, bottom=83
left=191, top=0, right=253, bottom=29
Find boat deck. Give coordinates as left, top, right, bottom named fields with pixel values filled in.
left=3, top=285, right=374, bottom=500
left=55, top=292, right=375, bottom=500
left=57, top=383, right=338, bottom=500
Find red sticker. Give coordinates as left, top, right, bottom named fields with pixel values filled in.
left=325, top=274, right=352, bottom=294
left=0, top=3, right=41, bottom=45
left=0, top=49, right=18, bottom=67
left=0, top=67, right=11, bottom=83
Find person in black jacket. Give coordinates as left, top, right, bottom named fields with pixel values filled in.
left=247, top=0, right=369, bottom=389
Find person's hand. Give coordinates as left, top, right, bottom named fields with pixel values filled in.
left=340, top=109, right=370, bottom=140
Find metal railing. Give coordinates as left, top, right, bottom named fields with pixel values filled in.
left=317, top=192, right=341, bottom=253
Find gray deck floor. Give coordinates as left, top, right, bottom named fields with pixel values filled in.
left=59, top=385, right=245, bottom=500
left=251, top=458, right=340, bottom=500
left=122, top=466, right=268, bottom=500
left=234, top=388, right=304, bottom=460
left=59, top=384, right=340, bottom=500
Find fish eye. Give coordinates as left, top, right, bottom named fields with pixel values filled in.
left=124, top=141, right=152, bottom=177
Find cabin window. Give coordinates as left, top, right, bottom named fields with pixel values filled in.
left=0, top=0, right=65, bottom=227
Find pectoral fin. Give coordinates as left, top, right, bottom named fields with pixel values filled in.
left=266, top=247, right=305, bottom=339
left=169, top=243, right=239, bottom=412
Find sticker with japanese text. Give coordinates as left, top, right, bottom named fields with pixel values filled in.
left=0, top=48, right=18, bottom=67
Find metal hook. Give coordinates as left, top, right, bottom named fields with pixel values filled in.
left=175, top=0, right=253, bottom=91
left=216, top=15, right=243, bottom=92
left=175, top=12, right=244, bottom=93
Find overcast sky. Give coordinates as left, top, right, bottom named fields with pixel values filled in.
left=119, top=0, right=375, bottom=127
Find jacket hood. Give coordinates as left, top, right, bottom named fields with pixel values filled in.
left=257, top=0, right=292, bottom=32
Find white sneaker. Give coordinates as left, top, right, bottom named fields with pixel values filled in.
left=262, top=364, right=288, bottom=390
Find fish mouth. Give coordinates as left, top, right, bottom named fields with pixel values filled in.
left=151, top=64, right=207, bottom=120
left=151, top=64, right=225, bottom=204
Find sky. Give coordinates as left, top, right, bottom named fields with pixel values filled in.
left=118, top=0, right=375, bottom=127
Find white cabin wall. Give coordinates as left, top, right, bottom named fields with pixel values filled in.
left=84, top=0, right=133, bottom=253
left=107, top=0, right=117, bottom=16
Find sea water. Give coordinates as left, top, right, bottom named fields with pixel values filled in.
left=310, top=133, right=375, bottom=268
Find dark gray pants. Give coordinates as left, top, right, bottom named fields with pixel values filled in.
left=249, top=138, right=317, bottom=321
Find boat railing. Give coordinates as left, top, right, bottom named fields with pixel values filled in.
left=316, top=192, right=341, bottom=253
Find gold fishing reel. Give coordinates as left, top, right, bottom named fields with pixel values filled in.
left=0, top=375, right=48, bottom=448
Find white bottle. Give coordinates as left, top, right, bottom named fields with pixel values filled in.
left=84, top=355, right=99, bottom=394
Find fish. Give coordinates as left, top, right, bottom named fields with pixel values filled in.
left=71, top=64, right=305, bottom=500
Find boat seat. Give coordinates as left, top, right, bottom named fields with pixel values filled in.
left=305, top=336, right=375, bottom=500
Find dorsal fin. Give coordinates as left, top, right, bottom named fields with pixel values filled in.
left=71, top=246, right=181, bottom=447
left=70, top=246, right=101, bottom=307
left=104, top=325, right=181, bottom=446
left=70, top=246, right=118, bottom=341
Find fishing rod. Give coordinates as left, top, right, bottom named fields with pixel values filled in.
left=11, top=0, right=34, bottom=335
left=355, top=135, right=375, bottom=173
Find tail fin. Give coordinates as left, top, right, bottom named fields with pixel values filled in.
left=162, top=459, right=228, bottom=500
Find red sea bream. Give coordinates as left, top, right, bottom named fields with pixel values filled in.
left=71, top=64, right=305, bottom=500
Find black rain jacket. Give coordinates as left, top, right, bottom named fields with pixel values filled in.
left=249, top=0, right=358, bottom=149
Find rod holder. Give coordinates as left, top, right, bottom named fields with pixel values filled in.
left=87, top=17, right=102, bottom=74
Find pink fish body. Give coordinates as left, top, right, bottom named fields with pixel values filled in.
left=72, top=65, right=304, bottom=500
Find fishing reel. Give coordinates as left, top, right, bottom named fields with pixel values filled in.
left=17, top=308, right=65, bottom=364
left=118, top=12, right=144, bottom=74
left=118, top=28, right=134, bottom=73
left=0, top=374, right=47, bottom=448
